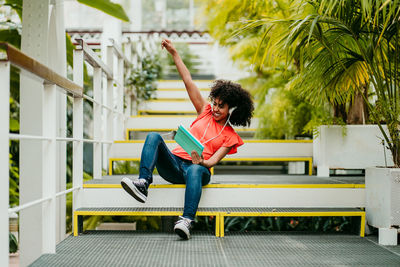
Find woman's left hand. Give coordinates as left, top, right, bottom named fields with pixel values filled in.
left=191, top=150, right=204, bottom=165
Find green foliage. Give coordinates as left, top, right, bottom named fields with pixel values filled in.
left=113, top=161, right=140, bottom=175
left=9, top=233, right=18, bottom=253
left=66, top=33, right=75, bottom=68
left=0, top=27, right=20, bottom=48
left=237, top=65, right=317, bottom=139
left=9, top=76, right=20, bottom=207
left=126, top=54, right=162, bottom=109
left=250, top=0, right=400, bottom=165
left=77, top=0, right=130, bottom=22
left=192, top=215, right=216, bottom=232
left=254, top=89, right=315, bottom=139
left=9, top=152, right=19, bottom=206
left=194, top=216, right=357, bottom=234
left=224, top=216, right=357, bottom=233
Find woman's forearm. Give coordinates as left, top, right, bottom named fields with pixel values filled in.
left=202, top=159, right=220, bottom=169
left=199, top=147, right=231, bottom=168
left=171, top=52, right=192, bottom=84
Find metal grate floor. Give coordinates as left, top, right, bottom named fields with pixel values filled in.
left=76, top=207, right=364, bottom=213
left=30, top=231, right=400, bottom=266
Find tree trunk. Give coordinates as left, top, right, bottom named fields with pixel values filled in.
left=347, top=84, right=369, bottom=124
left=333, top=103, right=347, bottom=122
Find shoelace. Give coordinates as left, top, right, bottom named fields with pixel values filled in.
left=175, top=216, right=192, bottom=228
left=136, top=179, right=148, bottom=187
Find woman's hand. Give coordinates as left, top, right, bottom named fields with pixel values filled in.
left=161, top=39, right=177, bottom=55
left=191, top=150, right=204, bottom=165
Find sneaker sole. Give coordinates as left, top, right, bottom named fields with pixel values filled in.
left=174, top=228, right=190, bottom=240
left=121, top=178, right=147, bottom=203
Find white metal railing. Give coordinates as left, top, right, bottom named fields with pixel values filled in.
left=69, top=30, right=215, bottom=76
left=1, top=38, right=133, bottom=265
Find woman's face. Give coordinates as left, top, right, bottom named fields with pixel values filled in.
left=211, top=98, right=229, bottom=125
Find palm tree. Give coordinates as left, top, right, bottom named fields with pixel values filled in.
left=246, top=0, right=400, bottom=166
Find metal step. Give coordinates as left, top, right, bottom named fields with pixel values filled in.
left=73, top=206, right=366, bottom=237
left=79, top=175, right=365, bottom=211
left=217, top=207, right=366, bottom=237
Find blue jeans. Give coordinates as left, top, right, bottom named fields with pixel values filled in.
left=139, top=132, right=211, bottom=220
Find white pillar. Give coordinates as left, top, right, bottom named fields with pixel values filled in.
left=42, top=84, right=57, bottom=253
left=101, top=15, right=121, bottom=65
left=20, top=1, right=49, bottom=265
left=73, top=50, right=84, bottom=216
left=93, top=67, right=102, bottom=179
left=160, top=0, right=167, bottom=29
left=48, top=0, right=67, bottom=244
left=130, top=0, right=142, bottom=31
left=189, top=0, right=194, bottom=30
left=0, top=62, right=10, bottom=267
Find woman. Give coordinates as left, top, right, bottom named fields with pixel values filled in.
left=121, top=39, right=254, bottom=239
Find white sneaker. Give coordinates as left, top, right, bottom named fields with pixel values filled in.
left=174, top=216, right=193, bottom=240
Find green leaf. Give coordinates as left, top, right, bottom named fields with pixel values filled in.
left=9, top=233, right=18, bottom=253
left=66, top=33, right=75, bottom=68
left=77, top=0, right=130, bottom=22
left=0, top=28, right=21, bottom=48
left=9, top=119, right=19, bottom=132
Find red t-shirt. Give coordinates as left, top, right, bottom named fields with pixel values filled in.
left=172, top=104, right=244, bottom=160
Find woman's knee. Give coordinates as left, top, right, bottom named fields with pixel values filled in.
left=186, top=165, right=210, bottom=185
left=145, top=132, right=162, bottom=143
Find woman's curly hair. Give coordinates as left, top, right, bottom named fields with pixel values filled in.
left=209, top=80, right=254, bottom=127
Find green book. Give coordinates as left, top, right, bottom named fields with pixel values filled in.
left=174, top=124, right=204, bottom=156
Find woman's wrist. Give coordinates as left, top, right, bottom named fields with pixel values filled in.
left=170, top=49, right=178, bottom=57
left=201, top=159, right=211, bottom=168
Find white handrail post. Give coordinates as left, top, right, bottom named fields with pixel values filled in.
left=93, top=67, right=102, bottom=179
left=73, top=50, right=84, bottom=220
left=0, top=62, right=10, bottom=267
left=42, top=84, right=57, bottom=253
left=124, top=42, right=132, bottom=117
left=106, top=46, right=114, bottom=174
left=117, top=56, right=124, bottom=139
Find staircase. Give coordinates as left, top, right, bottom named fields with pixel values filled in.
left=74, top=79, right=366, bottom=238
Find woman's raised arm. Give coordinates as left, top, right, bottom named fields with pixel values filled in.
left=161, top=39, right=208, bottom=114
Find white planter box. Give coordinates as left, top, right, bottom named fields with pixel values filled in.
left=313, top=125, right=393, bottom=176
left=366, top=167, right=400, bottom=245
